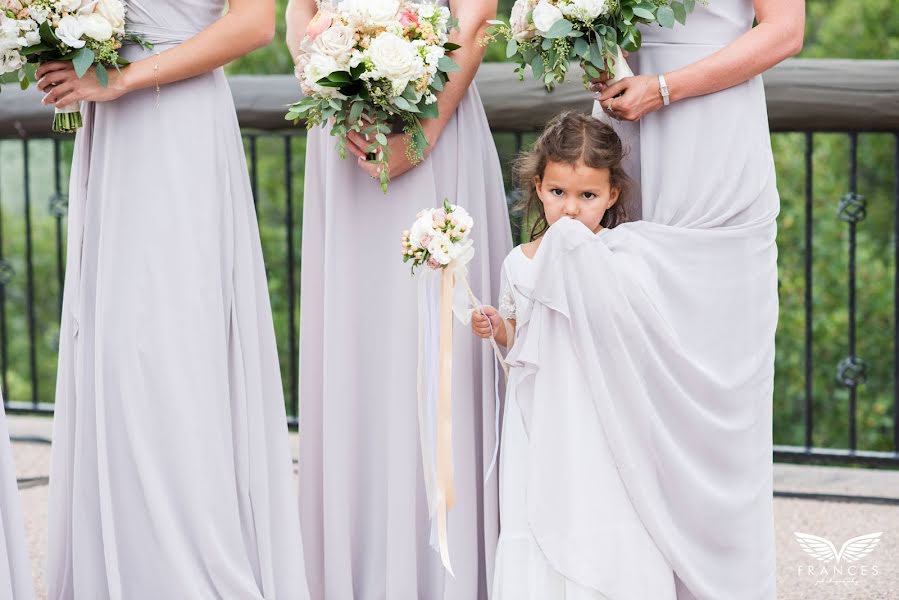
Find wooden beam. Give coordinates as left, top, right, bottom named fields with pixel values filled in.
left=1, top=59, right=897, bottom=138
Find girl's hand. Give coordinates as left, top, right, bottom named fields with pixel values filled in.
left=37, top=61, right=129, bottom=108
left=471, top=306, right=503, bottom=340
left=353, top=132, right=420, bottom=181
left=597, top=74, right=664, bottom=123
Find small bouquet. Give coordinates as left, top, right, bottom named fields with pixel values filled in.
left=286, top=0, right=461, bottom=193
left=0, top=0, right=149, bottom=132
left=486, top=0, right=703, bottom=90
left=402, top=199, right=474, bottom=273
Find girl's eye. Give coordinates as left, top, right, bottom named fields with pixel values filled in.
left=551, top=188, right=564, bottom=197
left=582, top=192, right=597, bottom=200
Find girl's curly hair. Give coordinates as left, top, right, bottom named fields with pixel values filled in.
left=513, top=111, right=632, bottom=240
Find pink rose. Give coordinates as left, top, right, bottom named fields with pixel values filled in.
left=306, top=10, right=336, bottom=42
left=427, top=257, right=441, bottom=270
left=419, top=233, right=433, bottom=247
left=399, top=9, right=419, bottom=29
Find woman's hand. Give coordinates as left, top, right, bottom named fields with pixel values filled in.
left=37, top=62, right=129, bottom=108
left=350, top=132, right=419, bottom=181
left=597, top=74, right=664, bottom=123
left=588, top=50, right=629, bottom=94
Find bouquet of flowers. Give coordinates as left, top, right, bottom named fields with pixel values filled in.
left=402, top=199, right=474, bottom=273
left=486, top=0, right=703, bottom=90
left=286, top=0, right=461, bottom=193
left=0, top=0, right=148, bottom=132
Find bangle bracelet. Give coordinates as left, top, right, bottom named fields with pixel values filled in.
left=153, top=52, right=161, bottom=109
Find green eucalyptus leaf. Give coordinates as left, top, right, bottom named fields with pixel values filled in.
left=506, top=38, right=519, bottom=58
left=656, top=6, right=676, bottom=28
left=72, top=47, right=95, bottom=79
left=632, top=7, right=655, bottom=20
left=532, top=54, right=545, bottom=79
left=543, top=19, right=573, bottom=39
left=672, top=2, right=688, bottom=25
left=437, top=56, right=460, bottom=73
left=95, top=62, right=108, bottom=87
left=685, top=0, right=696, bottom=12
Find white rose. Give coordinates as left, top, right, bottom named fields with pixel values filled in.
left=93, top=0, right=125, bottom=35
left=427, top=233, right=453, bottom=265
left=366, top=32, right=425, bottom=96
left=561, top=0, right=608, bottom=22
left=55, top=15, right=86, bottom=48
left=0, top=48, right=24, bottom=74
left=342, top=0, right=400, bottom=25
left=532, top=0, right=564, bottom=34
left=303, top=52, right=344, bottom=97
left=410, top=213, right=435, bottom=249
left=79, top=13, right=112, bottom=41
left=510, top=0, right=538, bottom=41
left=23, top=29, right=40, bottom=45
left=311, top=22, right=355, bottom=66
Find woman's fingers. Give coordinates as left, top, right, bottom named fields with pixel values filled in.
left=42, top=82, right=75, bottom=106
left=598, top=78, right=629, bottom=103
left=37, top=69, right=76, bottom=92
left=345, top=131, right=369, bottom=160
left=35, top=62, right=71, bottom=79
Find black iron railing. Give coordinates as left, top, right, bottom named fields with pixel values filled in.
left=1, top=61, right=898, bottom=467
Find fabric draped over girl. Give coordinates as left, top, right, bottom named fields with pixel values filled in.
left=506, top=1, right=779, bottom=598
left=0, top=396, right=34, bottom=600
left=48, top=1, right=309, bottom=598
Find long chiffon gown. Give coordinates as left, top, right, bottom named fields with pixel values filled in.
left=298, top=4, right=513, bottom=598
left=48, top=2, right=310, bottom=598
left=0, top=396, right=34, bottom=600
left=499, top=1, right=779, bottom=598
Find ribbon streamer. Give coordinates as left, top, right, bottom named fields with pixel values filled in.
left=417, top=259, right=509, bottom=577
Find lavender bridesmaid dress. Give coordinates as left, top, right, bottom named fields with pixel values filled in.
left=48, top=2, right=310, bottom=598
left=499, top=1, right=778, bottom=598
left=298, top=4, right=512, bottom=598
left=0, top=395, right=33, bottom=599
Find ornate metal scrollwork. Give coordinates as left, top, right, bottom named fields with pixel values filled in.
left=837, top=192, right=867, bottom=224
left=836, top=356, right=868, bottom=387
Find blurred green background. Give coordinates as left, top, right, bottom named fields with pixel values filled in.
left=0, top=0, right=897, bottom=456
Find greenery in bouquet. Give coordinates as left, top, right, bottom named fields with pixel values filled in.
left=0, top=0, right=150, bottom=132
left=486, top=0, right=703, bottom=90
left=285, top=0, right=461, bottom=193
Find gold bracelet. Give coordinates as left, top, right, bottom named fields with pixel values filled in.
left=153, top=52, right=161, bottom=109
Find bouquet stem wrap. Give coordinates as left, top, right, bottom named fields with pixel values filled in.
left=593, top=46, right=634, bottom=126
left=53, top=103, right=83, bottom=134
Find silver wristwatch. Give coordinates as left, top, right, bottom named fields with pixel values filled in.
left=658, top=74, right=670, bottom=106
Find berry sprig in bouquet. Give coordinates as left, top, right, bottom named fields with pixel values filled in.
left=286, top=0, right=462, bottom=193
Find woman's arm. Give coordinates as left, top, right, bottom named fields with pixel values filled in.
left=38, top=0, right=276, bottom=107
left=597, top=0, right=805, bottom=122
left=286, top=0, right=318, bottom=63
left=352, top=0, right=498, bottom=180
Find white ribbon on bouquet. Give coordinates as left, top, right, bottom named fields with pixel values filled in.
left=416, top=248, right=507, bottom=577
left=593, top=46, right=635, bottom=125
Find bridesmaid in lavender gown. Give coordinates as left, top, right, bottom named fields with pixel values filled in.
left=286, top=1, right=512, bottom=598
left=37, top=1, right=310, bottom=597
left=0, top=395, right=33, bottom=600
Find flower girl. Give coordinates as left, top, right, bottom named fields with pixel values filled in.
left=472, top=112, right=676, bottom=599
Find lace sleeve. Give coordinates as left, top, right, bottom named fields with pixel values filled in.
left=498, top=263, right=516, bottom=321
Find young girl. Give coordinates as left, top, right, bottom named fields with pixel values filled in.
left=473, top=112, right=676, bottom=599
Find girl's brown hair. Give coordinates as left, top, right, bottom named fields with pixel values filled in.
left=513, top=111, right=631, bottom=240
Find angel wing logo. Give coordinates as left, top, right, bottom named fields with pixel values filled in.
left=794, top=532, right=883, bottom=564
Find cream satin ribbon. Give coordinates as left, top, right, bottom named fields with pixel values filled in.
left=417, top=258, right=509, bottom=577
